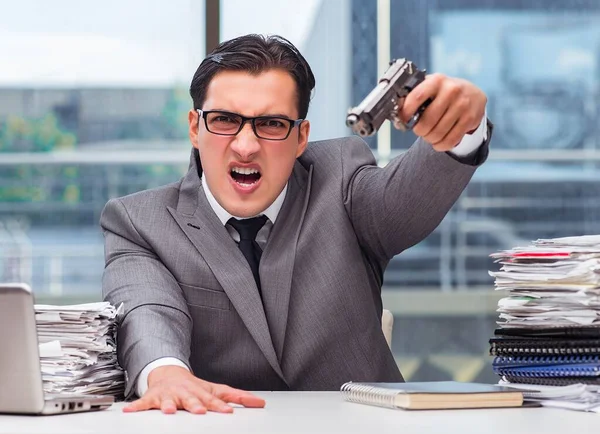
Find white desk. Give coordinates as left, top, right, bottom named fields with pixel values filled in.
left=0, top=392, right=599, bottom=434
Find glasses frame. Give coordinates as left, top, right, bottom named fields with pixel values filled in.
left=197, top=109, right=304, bottom=141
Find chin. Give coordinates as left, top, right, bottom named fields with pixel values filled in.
left=225, top=201, right=266, bottom=218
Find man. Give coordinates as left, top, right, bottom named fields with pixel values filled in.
left=102, top=34, right=490, bottom=414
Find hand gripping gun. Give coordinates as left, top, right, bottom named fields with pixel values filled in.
left=346, top=58, right=431, bottom=137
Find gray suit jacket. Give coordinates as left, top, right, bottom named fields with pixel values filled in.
left=101, top=134, right=489, bottom=398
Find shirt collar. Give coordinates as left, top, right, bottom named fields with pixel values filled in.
left=201, top=175, right=287, bottom=225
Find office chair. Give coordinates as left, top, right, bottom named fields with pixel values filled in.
left=382, top=309, right=393, bottom=350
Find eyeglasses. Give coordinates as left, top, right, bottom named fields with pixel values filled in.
left=197, top=109, right=303, bottom=141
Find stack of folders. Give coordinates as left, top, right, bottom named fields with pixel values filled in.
left=489, top=235, right=600, bottom=411
left=35, top=302, right=125, bottom=398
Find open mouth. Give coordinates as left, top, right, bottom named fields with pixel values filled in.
left=230, top=166, right=262, bottom=187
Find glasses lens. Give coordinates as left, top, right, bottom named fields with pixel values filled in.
left=206, top=112, right=242, bottom=135
left=255, top=117, right=291, bottom=140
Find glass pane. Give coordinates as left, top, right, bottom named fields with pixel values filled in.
left=221, top=0, right=352, bottom=141
left=0, top=0, right=205, bottom=301
left=372, top=0, right=600, bottom=383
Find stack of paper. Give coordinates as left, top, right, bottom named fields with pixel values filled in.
left=489, top=235, right=600, bottom=412
left=35, top=302, right=125, bottom=397
left=497, top=382, right=600, bottom=413
left=490, top=235, right=600, bottom=328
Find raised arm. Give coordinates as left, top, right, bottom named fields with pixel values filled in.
left=342, top=73, right=489, bottom=261
left=342, top=134, right=488, bottom=262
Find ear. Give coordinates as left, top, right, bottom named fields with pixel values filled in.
left=295, top=120, right=310, bottom=158
left=188, top=109, right=200, bottom=149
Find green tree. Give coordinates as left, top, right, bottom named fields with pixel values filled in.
left=0, top=113, right=77, bottom=153
left=0, top=113, right=79, bottom=203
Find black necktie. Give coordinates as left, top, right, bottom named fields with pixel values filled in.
left=228, top=215, right=268, bottom=293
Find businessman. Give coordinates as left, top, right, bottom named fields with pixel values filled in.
left=102, top=34, right=490, bottom=414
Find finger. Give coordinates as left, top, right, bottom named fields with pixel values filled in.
left=409, top=94, right=450, bottom=138
left=424, top=103, right=463, bottom=150
left=234, top=394, right=267, bottom=408
left=219, top=387, right=266, bottom=408
left=182, top=394, right=207, bottom=415
left=122, top=396, right=156, bottom=413
left=411, top=79, right=463, bottom=138
left=433, top=115, right=474, bottom=152
left=160, top=397, right=178, bottom=415
left=400, top=73, right=444, bottom=124
left=195, top=388, right=234, bottom=413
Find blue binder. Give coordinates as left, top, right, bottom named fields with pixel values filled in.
left=493, top=355, right=600, bottom=378
left=493, top=355, right=600, bottom=368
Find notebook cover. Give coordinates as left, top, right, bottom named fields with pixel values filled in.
left=354, top=381, right=519, bottom=394
left=495, top=327, right=600, bottom=339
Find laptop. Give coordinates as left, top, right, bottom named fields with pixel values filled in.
left=0, top=283, right=114, bottom=415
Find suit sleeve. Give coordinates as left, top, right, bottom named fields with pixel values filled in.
left=342, top=122, right=491, bottom=262
left=101, top=198, right=193, bottom=400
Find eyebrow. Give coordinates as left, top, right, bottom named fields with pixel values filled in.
left=209, top=109, right=296, bottom=119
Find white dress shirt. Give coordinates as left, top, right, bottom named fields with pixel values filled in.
left=135, top=113, right=488, bottom=397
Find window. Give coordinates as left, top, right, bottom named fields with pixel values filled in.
left=0, top=0, right=204, bottom=301
left=4, top=0, right=597, bottom=383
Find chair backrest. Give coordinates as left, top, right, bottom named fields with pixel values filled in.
left=381, top=309, right=393, bottom=349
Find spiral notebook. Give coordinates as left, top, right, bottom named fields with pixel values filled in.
left=490, top=337, right=600, bottom=356
left=493, top=359, right=600, bottom=378
left=495, top=327, right=600, bottom=339
left=502, top=375, right=600, bottom=387
left=493, top=355, right=600, bottom=368
left=340, top=381, right=524, bottom=410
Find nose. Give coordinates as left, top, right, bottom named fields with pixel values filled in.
left=230, top=122, right=261, bottom=159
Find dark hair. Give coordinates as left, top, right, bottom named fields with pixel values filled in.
left=189, top=34, right=315, bottom=119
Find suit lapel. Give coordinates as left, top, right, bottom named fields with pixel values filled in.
left=260, top=162, right=312, bottom=360
left=167, top=150, right=285, bottom=382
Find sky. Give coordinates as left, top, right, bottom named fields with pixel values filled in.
left=0, top=0, right=321, bottom=87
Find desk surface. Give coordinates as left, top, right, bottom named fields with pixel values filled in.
left=1, top=392, right=599, bottom=434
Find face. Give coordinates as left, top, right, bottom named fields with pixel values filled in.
left=188, top=69, right=310, bottom=218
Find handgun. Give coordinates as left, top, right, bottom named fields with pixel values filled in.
left=346, top=58, right=431, bottom=137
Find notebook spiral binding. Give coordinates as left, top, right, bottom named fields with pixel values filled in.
left=340, top=382, right=398, bottom=409
left=493, top=355, right=600, bottom=366
left=490, top=340, right=600, bottom=356
left=494, top=364, right=600, bottom=378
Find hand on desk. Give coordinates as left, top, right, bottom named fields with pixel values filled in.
left=122, top=366, right=266, bottom=414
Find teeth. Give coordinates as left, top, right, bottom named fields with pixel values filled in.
left=231, top=167, right=259, bottom=175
